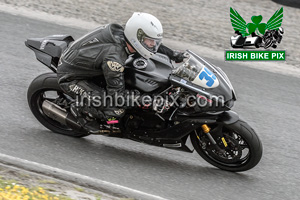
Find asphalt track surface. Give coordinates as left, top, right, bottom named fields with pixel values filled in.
left=272, top=0, right=300, bottom=9
left=0, top=12, right=300, bottom=200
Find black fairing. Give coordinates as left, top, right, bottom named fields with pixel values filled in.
left=124, top=53, right=173, bottom=93
left=25, top=35, right=74, bottom=68
left=187, top=51, right=234, bottom=102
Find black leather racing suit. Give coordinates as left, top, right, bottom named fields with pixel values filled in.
left=57, top=23, right=181, bottom=120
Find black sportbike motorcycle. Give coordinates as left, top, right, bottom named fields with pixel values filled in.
left=25, top=35, right=262, bottom=172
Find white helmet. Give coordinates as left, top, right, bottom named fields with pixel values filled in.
left=124, top=12, right=163, bottom=59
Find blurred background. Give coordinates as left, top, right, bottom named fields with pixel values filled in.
left=1, top=0, right=299, bottom=67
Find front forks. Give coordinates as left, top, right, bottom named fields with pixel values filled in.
left=197, top=124, right=228, bottom=151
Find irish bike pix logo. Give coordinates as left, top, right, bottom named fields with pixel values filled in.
left=225, top=7, right=285, bottom=61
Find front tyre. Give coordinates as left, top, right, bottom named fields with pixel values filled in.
left=191, top=120, right=262, bottom=172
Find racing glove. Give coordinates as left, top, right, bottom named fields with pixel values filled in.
left=158, top=44, right=186, bottom=63
left=172, top=51, right=186, bottom=63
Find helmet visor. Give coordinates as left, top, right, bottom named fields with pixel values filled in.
left=137, top=29, right=162, bottom=53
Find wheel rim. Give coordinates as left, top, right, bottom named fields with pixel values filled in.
left=195, top=128, right=252, bottom=168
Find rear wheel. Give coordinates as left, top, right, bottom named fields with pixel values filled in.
left=191, top=120, right=262, bottom=172
left=27, top=73, right=89, bottom=137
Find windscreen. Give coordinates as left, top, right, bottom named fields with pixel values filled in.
left=172, top=51, right=220, bottom=89
left=172, top=52, right=204, bottom=81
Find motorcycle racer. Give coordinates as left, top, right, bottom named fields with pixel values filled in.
left=57, top=12, right=185, bottom=133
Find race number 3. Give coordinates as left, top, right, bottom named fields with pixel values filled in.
left=199, top=67, right=217, bottom=87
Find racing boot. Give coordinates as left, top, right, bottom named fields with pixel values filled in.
left=103, top=108, right=124, bottom=136
left=70, top=103, right=104, bottom=134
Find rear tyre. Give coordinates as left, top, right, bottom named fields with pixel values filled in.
left=191, top=120, right=262, bottom=172
left=27, top=73, right=89, bottom=137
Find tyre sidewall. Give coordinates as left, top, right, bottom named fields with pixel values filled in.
left=191, top=120, right=263, bottom=172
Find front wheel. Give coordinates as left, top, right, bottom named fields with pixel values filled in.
left=191, top=120, right=262, bottom=172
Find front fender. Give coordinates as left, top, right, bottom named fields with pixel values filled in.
left=184, top=111, right=239, bottom=152
left=218, top=111, right=239, bottom=125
